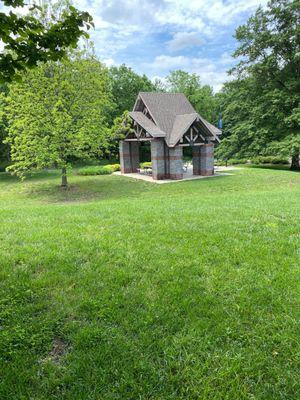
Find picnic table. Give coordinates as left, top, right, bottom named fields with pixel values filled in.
left=137, top=166, right=152, bottom=175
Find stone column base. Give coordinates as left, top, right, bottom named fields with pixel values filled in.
left=151, top=139, right=166, bottom=180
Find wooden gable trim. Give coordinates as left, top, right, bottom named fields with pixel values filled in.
left=138, top=93, right=160, bottom=128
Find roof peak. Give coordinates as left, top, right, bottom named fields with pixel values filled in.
left=139, top=91, right=187, bottom=96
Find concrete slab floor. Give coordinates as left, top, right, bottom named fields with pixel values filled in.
left=114, top=166, right=237, bottom=184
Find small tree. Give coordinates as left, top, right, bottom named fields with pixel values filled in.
left=111, top=111, right=134, bottom=139
left=5, top=56, right=114, bottom=187
left=108, top=111, right=135, bottom=158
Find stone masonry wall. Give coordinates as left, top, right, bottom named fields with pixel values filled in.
left=192, top=146, right=201, bottom=175
left=168, top=145, right=183, bottom=180
left=200, top=143, right=214, bottom=176
left=119, top=141, right=139, bottom=173
left=192, top=143, right=214, bottom=176
left=151, top=139, right=165, bottom=180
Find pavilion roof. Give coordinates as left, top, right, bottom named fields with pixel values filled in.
left=130, top=92, right=221, bottom=146
left=128, top=111, right=166, bottom=138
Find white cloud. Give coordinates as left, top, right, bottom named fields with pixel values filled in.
left=1, top=0, right=265, bottom=90
left=145, top=54, right=233, bottom=91
left=73, top=0, right=268, bottom=55
left=154, top=0, right=268, bottom=30
left=219, top=52, right=234, bottom=65
left=167, top=32, right=203, bottom=52
left=103, top=58, right=116, bottom=67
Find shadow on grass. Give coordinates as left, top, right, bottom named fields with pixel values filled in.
left=0, top=169, right=61, bottom=184
left=22, top=174, right=155, bottom=203
left=243, top=164, right=296, bottom=172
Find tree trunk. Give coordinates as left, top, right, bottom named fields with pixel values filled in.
left=290, top=151, right=300, bottom=171
left=61, top=167, right=68, bottom=188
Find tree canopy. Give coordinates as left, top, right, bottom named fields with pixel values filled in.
left=109, top=64, right=156, bottom=120
left=0, top=0, right=93, bottom=83
left=217, top=0, right=300, bottom=169
left=166, top=70, right=217, bottom=123
left=4, top=55, right=113, bottom=186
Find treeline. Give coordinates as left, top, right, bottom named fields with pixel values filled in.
left=216, top=0, right=299, bottom=170
left=0, top=0, right=299, bottom=182
left=0, top=58, right=220, bottom=174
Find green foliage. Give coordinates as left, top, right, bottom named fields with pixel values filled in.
left=4, top=56, right=114, bottom=185
left=228, top=158, right=248, bottom=165
left=0, top=0, right=93, bottom=83
left=77, top=163, right=120, bottom=175
left=109, top=64, right=156, bottom=120
left=215, top=158, right=248, bottom=166
left=166, top=70, right=217, bottom=122
left=217, top=0, right=300, bottom=170
left=110, top=111, right=134, bottom=140
left=0, top=84, right=9, bottom=162
left=251, top=156, right=289, bottom=165
left=216, top=156, right=289, bottom=166
left=108, top=163, right=120, bottom=172
left=0, top=168, right=300, bottom=398
left=109, top=111, right=135, bottom=158
left=139, top=161, right=152, bottom=168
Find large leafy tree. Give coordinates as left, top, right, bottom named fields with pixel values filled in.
left=109, top=64, right=156, bottom=120
left=0, top=0, right=93, bottom=83
left=0, top=83, right=9, bottom=165
left=215, top=77, right=272, bottom=160
left=166, top=70, right=217, bottom=123
left=222, top=0, right=300, bottom=170
left=4, top=56, right=114, bottom=186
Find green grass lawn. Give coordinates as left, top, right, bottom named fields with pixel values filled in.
left=0, top=168, right=299, bottom=399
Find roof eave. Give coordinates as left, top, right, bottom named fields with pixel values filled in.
left=128, top=112, right=166, bottom=138
left=136, top=92, right=160, bottom=128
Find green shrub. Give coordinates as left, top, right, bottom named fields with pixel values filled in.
left=215, top=158, right=248, bottom=165
left=251, top=156, right=289, bottom=165
left=228, top=158, right=248, bottom=165
left=140, top=162, right=152, bottom=168
left=77, top=164, right=120, bottom=176
left=0, top=162, right=10, bottom=172
left=109, top=163, right=121, bottom=172
left=215, top=160, right=227, bottom=166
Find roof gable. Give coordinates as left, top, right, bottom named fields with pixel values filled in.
left=128, top=112, right=166, bottom=138
left=131, top=92, right=221, bottom=146
left=136, top=92, right=196, bottom=135
left=168, top=113, right=198, bottom=147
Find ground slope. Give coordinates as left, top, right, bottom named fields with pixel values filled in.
left=0, top=168, right=299, bottom=399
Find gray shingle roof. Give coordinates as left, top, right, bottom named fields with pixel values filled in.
left=139, top=92, right=196, bottom=135
left=129, top=112, right=166, bottom=138
left=169, top=113, right=198, bottom=146
left=131, top=92, right=221, bottom=146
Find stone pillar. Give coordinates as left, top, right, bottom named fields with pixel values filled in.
left=119, top=141, right=139, bottom=173
left=130, top=141, right=139, bottom=173
left=192, top=146, right=201, bottom=175
left=151, top=139, right=165, bottom=180
left=200, top=143, right=214, bottom=176
left=169, top=145, right=183, bottom=180
left=164, top=144, right=170, bottom=179
left=119, top=141, right=131, bottom=173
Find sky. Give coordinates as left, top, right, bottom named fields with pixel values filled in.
left=73, top=0, right=268, bottom=91
left=0, top=0, right=267, bottom=92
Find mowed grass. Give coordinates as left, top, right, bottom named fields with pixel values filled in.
left=0, top=168, right=299, bottom=400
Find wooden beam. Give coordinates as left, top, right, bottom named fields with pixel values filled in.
left=125, top=138, right=154, bottom=142
left=193, top=125, right=206, bottom=142
left=179, top=143, right=204, bottom=147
